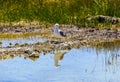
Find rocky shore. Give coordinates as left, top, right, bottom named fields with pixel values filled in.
left=0, top=23, right=120, bottom=61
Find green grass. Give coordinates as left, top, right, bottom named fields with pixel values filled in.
left=0, top=0, right=120, bottom=27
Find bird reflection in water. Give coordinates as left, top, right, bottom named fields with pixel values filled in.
left=54, top=52, right=67, bottom=67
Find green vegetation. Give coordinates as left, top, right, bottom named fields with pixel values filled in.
left=0, top=0, right=120, bottom=26
left=95, top=40, right=120, bottom=52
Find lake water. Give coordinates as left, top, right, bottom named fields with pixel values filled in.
left=0, top=35, right=120, bottom=82
left=0, top=34, right=46, bottom=47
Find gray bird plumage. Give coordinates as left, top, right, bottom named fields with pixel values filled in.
left=54, top=23, right=66, bottom=37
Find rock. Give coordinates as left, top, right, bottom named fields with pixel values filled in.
left=89, top=29, right=94, bottom=32
left=24, top=49, right=32, bottom=54
left=29, top=52, right=39, bottom=58
left=98, top=15, right=107, bottom=23
left=87, top=15, right=120, bottom=24
left=15, top=43, right=19, bottom=47
left=34, top=49, right=40, bottom=53
left=50, top=41, right=63, bottom=45
left=0, top=42, right=2, bottom=47
left=111, top=17, right=119, bottom=24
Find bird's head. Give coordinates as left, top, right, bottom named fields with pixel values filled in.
left=54, top=23, right=59, bottom=31
left=55, top=23, right=59, bottom=27
left=54, top=23, right=60, bottom=36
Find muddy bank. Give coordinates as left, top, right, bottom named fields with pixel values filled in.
left=0, top=27, right=120, bottom=53
left=0, top=23, right=120, bottom=60
left=0, top=26, right=41, bottom=33
left=0, top=38, right=120, bottom=61
left=1, top=15, right=120, bottom=33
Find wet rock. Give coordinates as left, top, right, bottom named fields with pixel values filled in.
left=29, top=54, right=39, bottom=61
left=8, top=43, right=13, bottom=48
left=20, top=43, right=29, bottom=47
left=88, top=29, right=94, bottom=32
left=9, top=43, right=12, bottom=45
left=15, top=43, right=19, bottom=47
left=15, top=29, right=21, bottom=32
left=50, top=41, right=63, bottom=45
left=2, top=28, right=8, bottom=32
left=10, top=54, right=15, bottom=58
left=24, top=49, right=32, bottom=54
left=29, top=51, right=39, bottom=58
left=35, top=42, right=41, bottom=45
left=34, top=49, right=40, bottom=53
left=0, top=42, right=2, bottom=47
left=26, top=27, right=34, bottom=32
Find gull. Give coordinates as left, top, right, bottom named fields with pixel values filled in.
left=54, top=23, right=66, bottom=37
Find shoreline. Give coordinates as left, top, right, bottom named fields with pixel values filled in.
left=0, top=24, right=120, bottom=61
left=0, top=25, right=119, bottom=53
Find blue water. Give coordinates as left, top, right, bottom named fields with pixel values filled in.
left=0, top=47, right=120, bottom=82
left=0, top=36, right=46, bottom=47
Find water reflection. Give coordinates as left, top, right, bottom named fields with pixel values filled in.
left=0, top=41, right=119, bottom=67
left=0, top=53, right=39, bottom=61
left=0, top=51, right=67, bottom=67
left=93, top=41, right=120, bottom=67
left=95, top=40, right=120, bottom=52
left=24, top=50, right=40, bottom=61
left=0, top=41, right=119, bottom=82
left=54, top=52, right=66, bottom=67
left=24, top=54, right=40, bottom=61
left=0, top=33, right=46, bottom=47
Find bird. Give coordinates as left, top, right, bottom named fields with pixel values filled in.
left=54, top=23, right=66, bottom=37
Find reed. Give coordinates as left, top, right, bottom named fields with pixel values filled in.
left=0, top=0, right=120, bottom=27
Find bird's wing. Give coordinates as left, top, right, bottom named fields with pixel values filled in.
left=59, top=30, right=66, bottom=37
